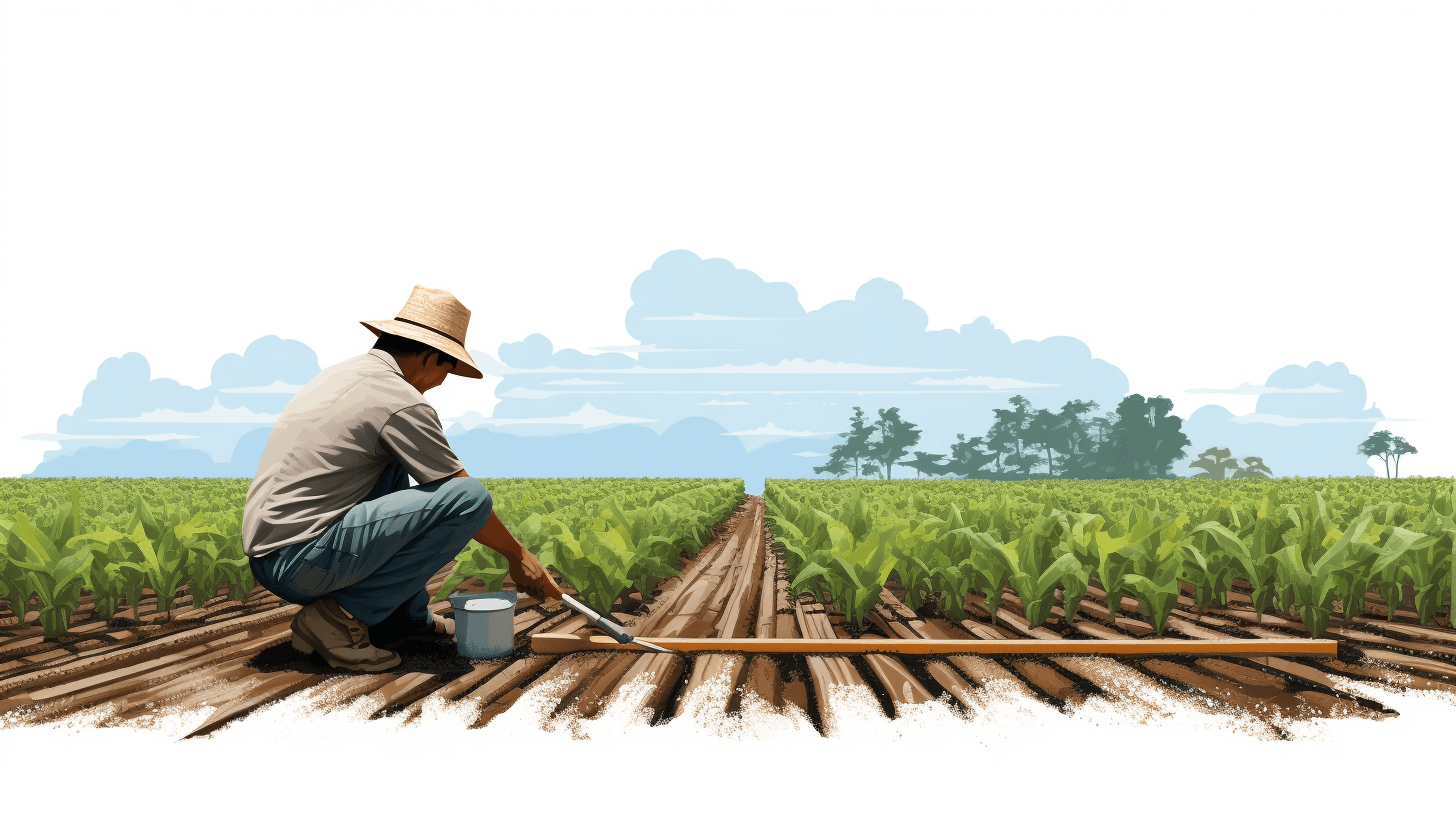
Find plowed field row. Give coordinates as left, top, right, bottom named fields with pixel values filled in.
left=2, top=495, right=1453, bottom=735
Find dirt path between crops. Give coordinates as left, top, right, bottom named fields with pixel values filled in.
left=0, top=497, right=758, bottom=734
left=3, top=493, right=1455, bottom=735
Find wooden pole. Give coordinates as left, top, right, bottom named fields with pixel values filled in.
left=532, top=632, right=1338, bottom=658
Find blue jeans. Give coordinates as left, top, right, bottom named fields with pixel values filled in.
left=250, top=464, right=493, bottom=627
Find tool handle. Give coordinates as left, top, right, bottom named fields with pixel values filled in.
left=560, top=593, right=633, bottom=644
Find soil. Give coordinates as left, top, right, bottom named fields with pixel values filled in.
left=2, top=493, right=1453, bottom=735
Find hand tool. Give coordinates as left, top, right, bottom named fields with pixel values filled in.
left=558, top=593, right=679, bottom=655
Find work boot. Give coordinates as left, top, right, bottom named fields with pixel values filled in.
left=290, top=598, right=401, bottom=672
left=373, top=611, right=455, bottom=649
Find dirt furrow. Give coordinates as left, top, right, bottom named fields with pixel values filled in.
left=669, top=499, right=765, bottom=718
left=552, top=498, right=763, bottom=722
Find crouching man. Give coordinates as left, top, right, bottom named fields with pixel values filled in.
left=242, top=286, right=561, bottom=672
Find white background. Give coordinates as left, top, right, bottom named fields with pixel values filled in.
left=1, top=1, right=1451, bottom=477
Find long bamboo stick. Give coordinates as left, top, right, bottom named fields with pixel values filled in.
left=532, top=632, right=1338, bottom=657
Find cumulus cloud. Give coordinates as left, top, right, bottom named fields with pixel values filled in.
left=1182, top=362, right=1385, bottom=477
left=218, top=381, right=304, bottom=394
left=1186, top=382, right=1342, bottom=395
left=1228, top=413, right=1413, bottom=427
left=640, top=313, right=798, bottom=321
left=454, top=403, right=655, bottom=430
left=589, top=343, right=744, bottom=353
left=33, top=336, right=318, bottom=472
left=478, top=250, right=1132, bottom=459
left=498, top=334, right=634, bottom=370
left=910, top=375, right=1059, bottom=389
left=93, top=400, right=279, bottom=424
left=23, top=432, right=200, bottom=442
left=721, top=422, right=836, bottom=437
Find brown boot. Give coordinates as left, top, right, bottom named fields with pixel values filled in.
left=290, top=598, right=401, bottom=672
left=374, top=613, right=456, bottom=649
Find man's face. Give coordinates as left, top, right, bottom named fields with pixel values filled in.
left=417, top=352, right=455, bottom=392
left=398, top=349, right=456, bottom=394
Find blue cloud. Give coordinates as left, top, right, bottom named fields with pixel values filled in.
left=31, top=254, right=1400, bottom=484
left=28, top=337, right=316, bottom=473
left=27, top=428, right=271, bottom=478
left=1182, top=362, right=1386, bottom=477
left=498, top=334, right=633, bottom=370
left=480, top=250, right=1131, bottom=460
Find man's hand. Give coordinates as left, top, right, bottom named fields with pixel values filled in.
left=452, top=469, right=563, bottom=600
left=507, top=547, right=564, bottom=600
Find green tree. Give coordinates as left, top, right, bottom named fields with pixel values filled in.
left=860, top=461, right=883, bottom=478
left=1023, top=408, right=1064, bottom=477
left=866, top=407, right=922, bottom=479
left=986, top=395, right=1034, bottom=476
left=905, top=451, right=947, bottom=478
left=1144, top=396, right=1191, bottom=477
left=1053, top=399, right=1100, bottom=477
left=1358, top=430, right=1395, bottom=478
left=944, top=433, right=998, bottom=478
left=1232, top=455, right=1273, bottom=479
left=1094, top=395, right=1190, bottom=478
left=812, top=448, right=852, bottom=478
left=1391, top=436, right=1417, bottom=478
left=831, top=407, right=874, bottom=476
left=1190, top=447, right=1239, bottom=480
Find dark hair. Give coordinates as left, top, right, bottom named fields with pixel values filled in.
left=372, top=333, right=458, bottom=370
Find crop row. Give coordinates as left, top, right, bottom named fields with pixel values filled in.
left=438, top=478, right=745, bottom=612
left=765, top=477, right=1455, bottom=638
left=1, top=477, right=744, bottom=638
left=0, top=482, right=253, bottom=637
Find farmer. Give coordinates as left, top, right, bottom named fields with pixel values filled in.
left=242, top=286, right=562, bottom=672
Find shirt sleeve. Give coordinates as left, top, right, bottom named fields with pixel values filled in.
left=379, top=403, right=465, bottom=484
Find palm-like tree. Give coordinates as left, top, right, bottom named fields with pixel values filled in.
left=1190, top=447, right=1238, bottom=480
left=1232, top=456, right=1273, bottom=479
left=1391, top=437, right=1417, bottom=478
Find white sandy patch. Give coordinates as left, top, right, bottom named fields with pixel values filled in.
left=1, top=664, right=1452, bottom=812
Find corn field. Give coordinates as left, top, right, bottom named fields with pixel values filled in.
left=765, top=476, right=1455, bottom=638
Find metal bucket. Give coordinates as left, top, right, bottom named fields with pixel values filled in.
left=449, top=590, right=517, bottom=659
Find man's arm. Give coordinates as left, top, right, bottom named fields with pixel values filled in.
left=450, top=470, right=563, bottom=599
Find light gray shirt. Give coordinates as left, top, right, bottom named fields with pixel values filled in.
left=242, top=349, right=465, bottom=557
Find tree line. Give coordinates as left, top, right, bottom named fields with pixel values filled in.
left=813, top=394, right=1194, bottom=480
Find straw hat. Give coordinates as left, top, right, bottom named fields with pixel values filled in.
left=361, top=286, right=483, bottom=379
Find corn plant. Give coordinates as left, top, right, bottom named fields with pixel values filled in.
left=183, top=531, right=243, bottom=609
left=1191, top=519, right=1284, bottom=620
left=599, top=497, right=682, bottom=603
left=7, top=514, right=93, bottom=637
left=890, top=515, right=955, bottom=612
left=433, top=540, right=510, bottom=601
left=1370, top=526, right=1443, bottom=624
left=534, top=515, right=634, bottom=614
left=1118, top=510, right=1190, bottom=634
left=1084, top=527, right=1142, bottom=623
left=0, top=517, right=32, bottom=623
left=73, top=528, right=145, bottom=620
left=215, top=507, right=254, bottom=601
left=790, top=515, right=903, bottom=629
left=993, top=546, right=1084, bottom=629
left=950, top=529, right=1014, bottom=622
left=122, top=496, right=194, bottom=616
left=1055, top=511, right=1103, bottom=623
left=1272, top=513, right=1385, bottom=638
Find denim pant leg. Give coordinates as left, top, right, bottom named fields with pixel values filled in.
left=252, top=467, right=492, bottom=627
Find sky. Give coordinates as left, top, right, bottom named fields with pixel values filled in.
left=1, top=1, right=1452, bottom=479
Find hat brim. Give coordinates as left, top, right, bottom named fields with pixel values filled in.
left=362, top=320, right=484, bottom=379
